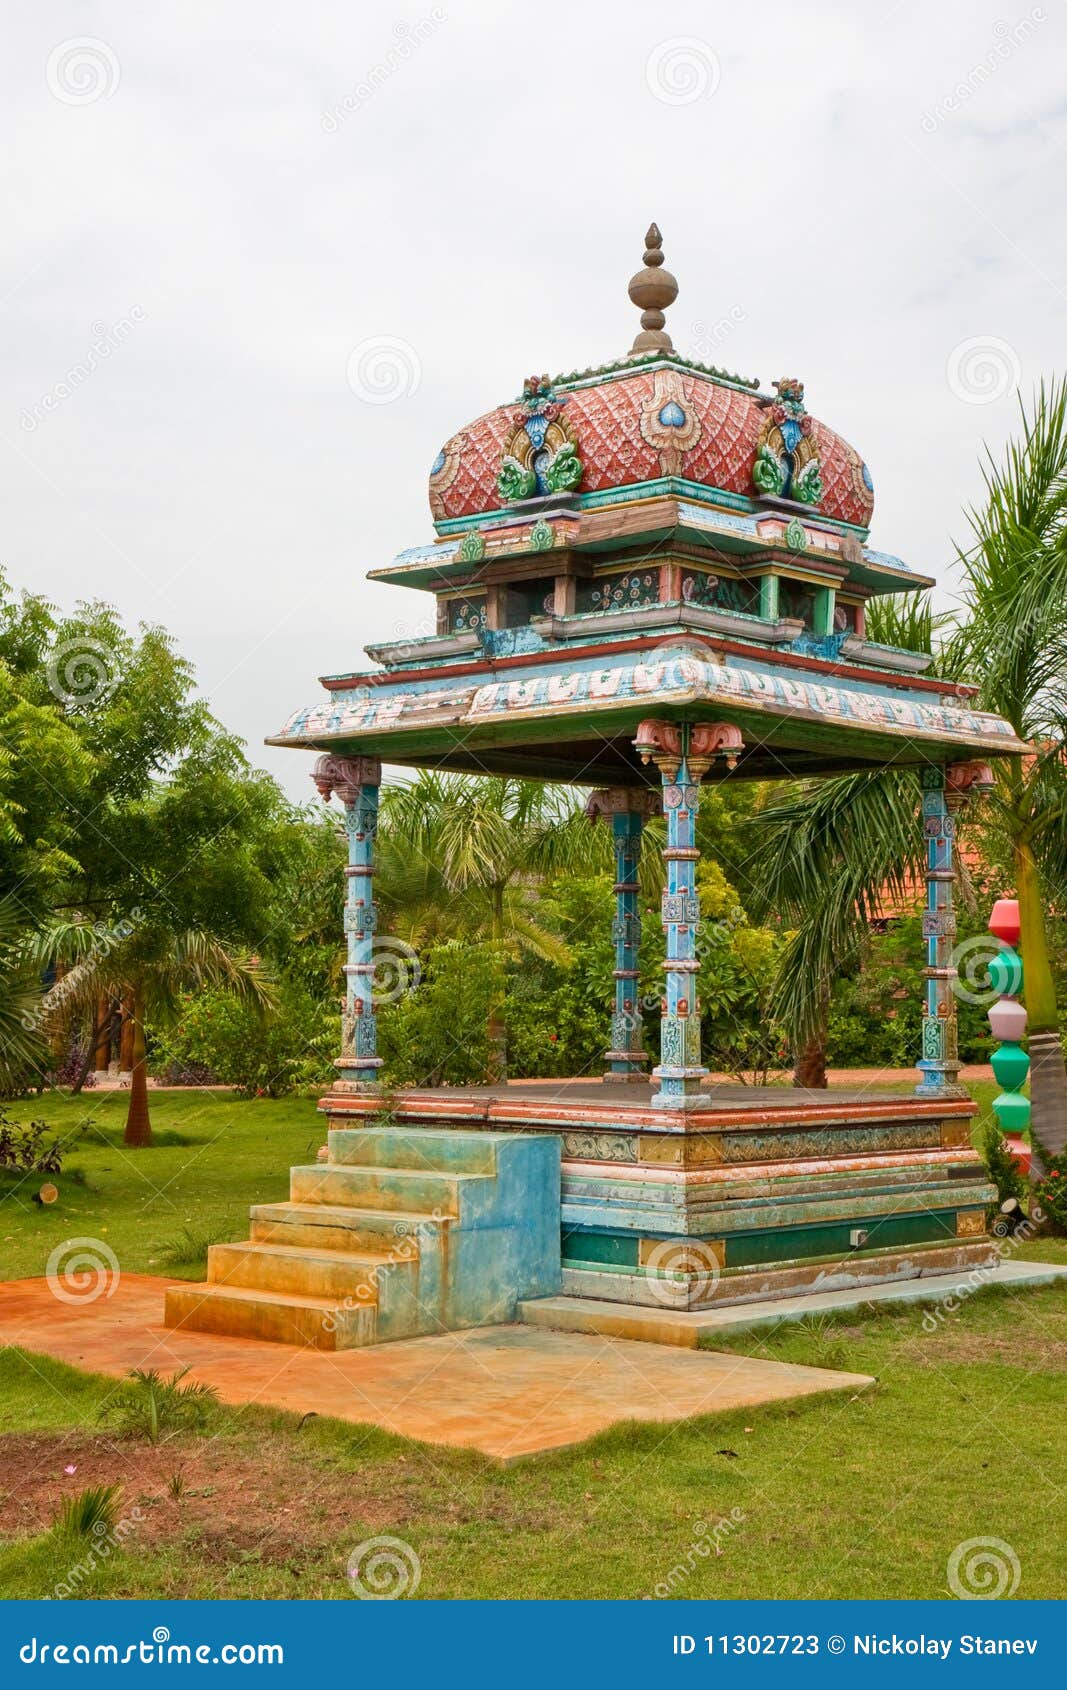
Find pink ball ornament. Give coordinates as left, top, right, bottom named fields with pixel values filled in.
left=988, top=998, right=1027, bottom=1042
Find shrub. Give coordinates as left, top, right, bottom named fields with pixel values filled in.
left=1031, top=1148, right=1067, bottom=1235
left=378, top=941, right=493, bottom=1086
left=158, top=1223, right=230, bottom=1268
left=100, top=1366, right=220, bottom=1443
left=980, top=1120, right=1027, bottom=1214
left=0, top=1110, right=64, bottom=1174
left=155, top=979, right=336, bottom=1097
left=53, top=1483, right=122, bottom=1538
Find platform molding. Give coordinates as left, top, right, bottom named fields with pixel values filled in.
left=319, top=1082, right=995, bottom=1313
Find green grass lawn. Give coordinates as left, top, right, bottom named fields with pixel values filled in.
left=0, top=1085, right=1064, bottom=1600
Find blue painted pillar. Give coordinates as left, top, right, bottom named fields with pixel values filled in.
left=587, top=789, right=655, bottom=1079
left=313, top=754, right=383, bottom=1091
left=916, top=766, right=958, bottom=1096
left=634, top=720, right=743, bottom=1108
left=916, top=760, right=993, bottom=1098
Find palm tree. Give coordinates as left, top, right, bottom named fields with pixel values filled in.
left=0, top=895, right=47, bottom=1095
left=746, top=768, right=929, bottom=1088
left=747, top=381, right=1067, bottom=1170
left=29, top=922, right=274, bottom=1145
left=379, top=773, right=610, bottom=1081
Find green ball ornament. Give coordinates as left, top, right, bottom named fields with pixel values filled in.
left=992, top=1091, right=1031, bottom=1132
left=991, top=1041, right=1030, bottom=1091
left=987, top=947, right=1023, bottom=997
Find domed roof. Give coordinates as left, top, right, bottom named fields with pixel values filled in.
left=428, top=226, right=875, bottom=535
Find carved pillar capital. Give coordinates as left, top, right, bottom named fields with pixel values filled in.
left=312, top=753, right=383, bottom=806
left=633, top=720, right=743, bottom=783
left=945, top=760, right=995, bottom=808
left=633, top=719, right=683, bottom=781
left=687, top=722, right=743, bottom=781
left=585, top=785, right=659, bottom=824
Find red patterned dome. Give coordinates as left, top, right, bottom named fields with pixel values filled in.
left=430, top=226, right=875, bottom=535
left=428, top=363, right=875, bottom=532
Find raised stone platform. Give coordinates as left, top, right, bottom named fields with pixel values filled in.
left=321, top=1080, right=993, bottom=1311
left=519, top=1258, right=1067, bottom=1347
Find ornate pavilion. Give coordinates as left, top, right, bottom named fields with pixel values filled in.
left=167, top=228, right=1031, bottom=1349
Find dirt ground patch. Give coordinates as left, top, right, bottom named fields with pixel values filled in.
left=0, top=1430, right=415, bottom=1561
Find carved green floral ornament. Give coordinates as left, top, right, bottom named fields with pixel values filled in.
left=497, top=457, right=537, bottom=503
left=457, top=530, right=486, bottom=564
left=792, top=460, right=824, bottom=506
left=530, top=519, right=555, bottom=552
left=753, top=441, right=785, bottom=496
left=784, top=517, right=807, bottom=553
left=544, top=440, right=582, bottom=494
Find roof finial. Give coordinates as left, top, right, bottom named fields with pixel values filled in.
left=627, top=222, right=678, bottom=356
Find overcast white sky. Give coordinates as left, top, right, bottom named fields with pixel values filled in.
left=2, top=1, right=1063, bottom=800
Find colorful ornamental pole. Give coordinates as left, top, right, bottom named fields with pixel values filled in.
left=987, top=896, right=1031, bottom=1136
left=313, top=753, right=383, bottom=1092
left=634, top=719, right=742, bottom=1109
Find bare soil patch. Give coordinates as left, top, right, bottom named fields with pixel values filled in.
left=0, top=1430, right=414, bottom=1562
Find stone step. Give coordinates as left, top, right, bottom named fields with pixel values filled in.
left=289, top=1161, right=491, bottom=1219
left=520, top=1259, right=1067, bottom=1346
left=164, top=1131, right=561, bottom=1351
left=164, top=1282, right=375, bottom=1350
left=327, top=1126, right=502, bottom=1175
left=249, top=1200, right=447, bottom=1256
left=207, top=1240, right=401, bottom=1301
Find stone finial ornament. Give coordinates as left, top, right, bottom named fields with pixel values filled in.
left=628, top=223, right=678, bottom=355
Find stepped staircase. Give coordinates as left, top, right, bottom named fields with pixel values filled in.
left=164, top=1127, right=561, bottom=1350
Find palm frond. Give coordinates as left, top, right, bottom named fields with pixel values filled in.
left=745, top=768, right=926, bottom=1045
